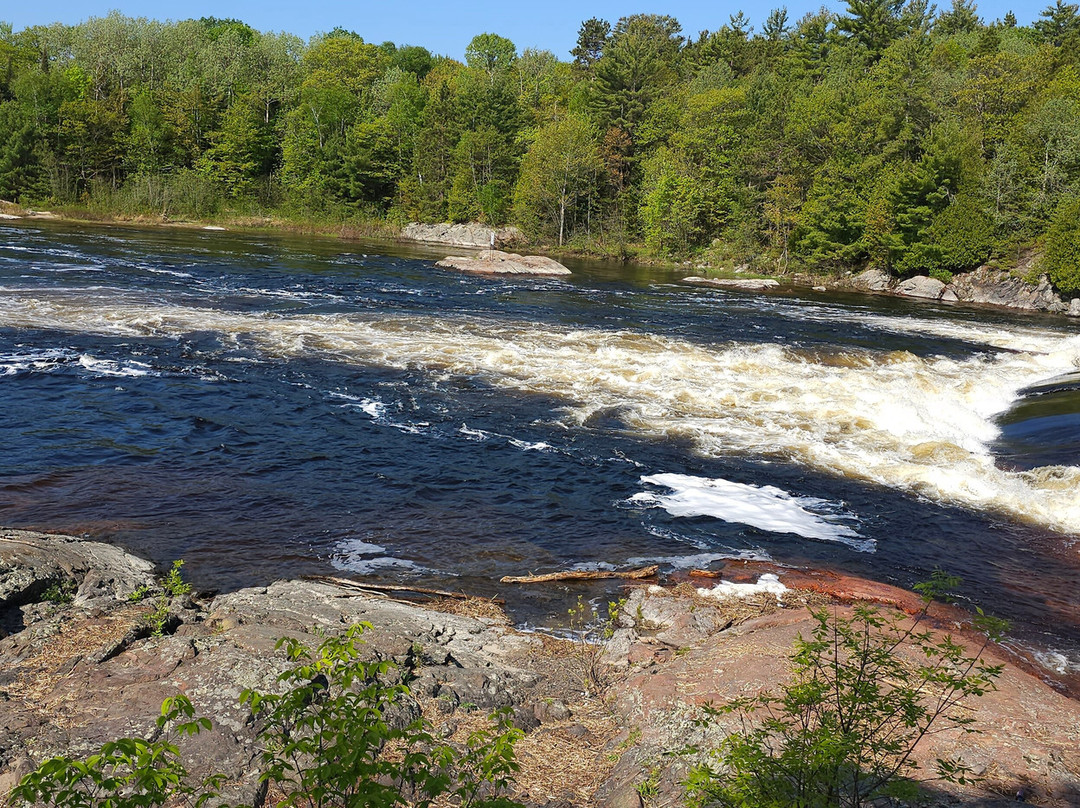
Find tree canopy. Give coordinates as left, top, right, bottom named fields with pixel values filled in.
left=1, top=5, right=1079, bottom=286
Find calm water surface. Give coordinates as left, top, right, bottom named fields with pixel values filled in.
left=2, top=221, right=1079, bottom=682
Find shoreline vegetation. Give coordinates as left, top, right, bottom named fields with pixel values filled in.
left=2, top=4, right=1080, bottom=299
left=3, top=529, right=1080, bottom=806
left=3, top=202, right=1078, bottom=314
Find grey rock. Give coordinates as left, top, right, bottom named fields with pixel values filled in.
left=946, top=267, right=1067, bottom=313
left=534, top=699, right=571, bottom=723
left=1, top=530, right=155, bottom=632
left=682, top=276, right=780, bottom=291
left=594, top=780, right=643, bottom=808
left=852, top=268, right=892, bottom=292
left=1069, top=298, right=1080, bottom=317
left=402, top=222, right=524, bottom=249
left=511, top=705, right=541, bottom=733
left=0, top=537, right=551, bottom=807
left=896, top=276, right=946, bottom=300
left=436, top=249, right=571, bottom=276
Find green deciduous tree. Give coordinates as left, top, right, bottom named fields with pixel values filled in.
left=1041, top=194, right=1080, bottom=293
left=685, top=576, right=1005, bottom=808
left=513, top=112, right=601, bottom=245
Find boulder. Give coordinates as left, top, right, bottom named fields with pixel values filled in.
left=1069, top=298, right=1080, bottom=317
left=1, top=529, right=155, bottom=616
left=436, top=249, right=571, bottom=276
left=402, top=222, right=524, bottom=249
left=852, top=268, right=892, bottom=292
left=681, top=276, right=780, bottom=291
left=896, top=276, right=946, bottom=300
left=946, top=266, right=1067, bottom=313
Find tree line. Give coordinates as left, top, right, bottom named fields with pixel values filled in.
left=2, top=1, right=1080, bottom=290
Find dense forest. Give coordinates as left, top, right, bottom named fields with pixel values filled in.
left=2, top=2, right=1080, bottom=289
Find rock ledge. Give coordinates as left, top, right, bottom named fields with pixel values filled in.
left=436, top=249, right=571, bottom=276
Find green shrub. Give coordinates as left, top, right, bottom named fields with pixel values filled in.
left=245, top=623, right=524, bottom=808
left=10, top=624, right=525, bottom=808
left=144, top=560, right=191, bottom=637
left=1042, top=195, right=1080, bottom=295
left=684, top=573, right=1005, bottom=808
left=10, top=695, right=222, bottom=808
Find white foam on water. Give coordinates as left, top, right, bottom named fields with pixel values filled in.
left=77, top=355, right=153, bottom=378
left=328, top=391, right=387, bottom=419
left=509, top=438, right=552, bottom=451
left=696, top=572, right=788, bottom=601
left=0, top=347, right=73, bottom=375
left=144, top=267, right=194, bottom=278
left=634, top=473, right=871, bottom=549
left=0, top=347, right=155, bottom=379
left=625, top=550, right=770, bottom=569
left=330, top=538, right=432, bottom=574
left=1033, top=649, right=1080, bottom=675
left=332, top=556, right=427, bottom=574
left=459, top=424, right=490, bottom=441
left=3, top=291, right=1080, bottom=533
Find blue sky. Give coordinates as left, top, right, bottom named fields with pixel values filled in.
left=4, top=1, right=1045, bottom=60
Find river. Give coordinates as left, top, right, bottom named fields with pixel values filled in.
left=2, top=220, right=1079, bottom=682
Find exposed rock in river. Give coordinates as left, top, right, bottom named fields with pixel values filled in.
left=682, top=275, right=781, bottom=291
left=402, top=222, right=525, bottom=249
left=436, top=249, right=572, bottom=275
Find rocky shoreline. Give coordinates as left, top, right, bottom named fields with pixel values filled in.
left=3, top=209, right=1077, bottom=316
left=847, top=264, right=1080, bottom=316
left=3, top=529, right=1080, bottom=807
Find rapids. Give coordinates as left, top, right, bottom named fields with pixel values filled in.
left=2, top=221, right=1079, bottom=679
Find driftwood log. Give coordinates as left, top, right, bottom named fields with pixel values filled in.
left=499, top=565, right=660, bottom=584
left=310, top=575, right=504, bottom=604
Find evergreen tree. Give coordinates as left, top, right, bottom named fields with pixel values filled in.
left=571, top=18, right=610, bottom=68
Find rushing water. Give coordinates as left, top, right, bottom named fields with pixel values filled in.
left=2, top=221, right=1080, bottom=680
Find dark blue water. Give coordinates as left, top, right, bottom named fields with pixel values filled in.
left=2, top=220, right=1079, bottom=682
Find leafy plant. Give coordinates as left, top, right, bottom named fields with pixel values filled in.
left=685, top=573, right=1005, bottom=808
left=127, top=585, right=151, bottom=603
left=163, top=560, right=193, bottom=598
left=9, top=696, right=222, bottom=808
left=42, top=579, right=76, bottom=606
left=566, top=595, right=624, bottom=697
left=11, top=625, right=526, bottom=808
left=243, top=623, right=524, bottom=808
left=143, top=560, right=192, bottom=637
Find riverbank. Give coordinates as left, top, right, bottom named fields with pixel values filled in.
left=5, top=202, right=1077, bottom=316
left=3, top=529, right=1079, bottom=807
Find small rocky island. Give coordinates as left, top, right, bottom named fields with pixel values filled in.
left=436, top=249, right=572, bottom=276
left=2, top=529, right=1079, bottom=807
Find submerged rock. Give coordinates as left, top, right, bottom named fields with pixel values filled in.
left=436, top=249, right=571, bottom=276
left=681, top=276, right=780, bottom=291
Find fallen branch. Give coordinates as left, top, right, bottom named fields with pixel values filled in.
left=310, top=575, right=504, bottom=604
left=500, top=565, right=659, bottom=584
left=688, top=569, right=727, bottom=578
